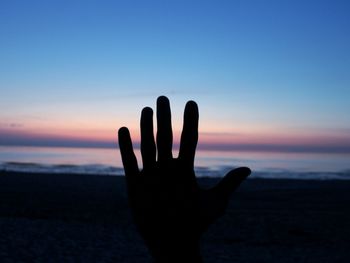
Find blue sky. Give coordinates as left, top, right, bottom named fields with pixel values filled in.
left=1, top=0, right=350, bottom=152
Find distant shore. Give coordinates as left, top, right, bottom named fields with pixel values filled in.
left=1, top=171, right=350, bottom=262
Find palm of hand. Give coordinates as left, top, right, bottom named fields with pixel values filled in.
left=118, top=96, right=250, bottom=261
left=132, top=160, right=201, bottom=243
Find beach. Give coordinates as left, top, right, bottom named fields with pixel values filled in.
left=0, top=172, right=349, bottom=262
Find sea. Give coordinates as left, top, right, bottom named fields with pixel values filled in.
left=0, top=146, right=349, bottom=180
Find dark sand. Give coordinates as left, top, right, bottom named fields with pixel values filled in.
left=1, top=172, right=350, bottom=262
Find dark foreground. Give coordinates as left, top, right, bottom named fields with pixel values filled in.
left=0, top=172, right=349, bottom=263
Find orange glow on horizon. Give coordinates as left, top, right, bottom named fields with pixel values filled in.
left=2, top=124, right=349, bottom=152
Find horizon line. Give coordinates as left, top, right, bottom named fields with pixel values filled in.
left=1, top=140, right=350, bottom=154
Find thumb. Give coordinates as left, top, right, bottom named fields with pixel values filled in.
left=211, top=167, right=251, bottom=198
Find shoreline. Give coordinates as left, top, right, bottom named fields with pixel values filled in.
left=1, top=171, right=350, bottom=262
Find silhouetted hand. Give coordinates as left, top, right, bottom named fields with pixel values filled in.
left=118, top=96, right=251, bottom=262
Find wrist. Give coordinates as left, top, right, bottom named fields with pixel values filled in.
left=150, top=239, right=202, bottom=263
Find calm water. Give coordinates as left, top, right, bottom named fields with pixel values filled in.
left=0, top=146, right=349, bottom=180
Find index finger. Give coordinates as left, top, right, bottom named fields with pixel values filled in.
left=178, top=100, right=198, bottom=167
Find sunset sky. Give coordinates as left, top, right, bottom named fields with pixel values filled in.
left=1, top=0, right=350, bottom=153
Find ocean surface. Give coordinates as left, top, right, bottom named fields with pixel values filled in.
left=0, top=146, right=349, bottom=180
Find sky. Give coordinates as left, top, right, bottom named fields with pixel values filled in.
left=1, top=0, right=350, bottom=153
